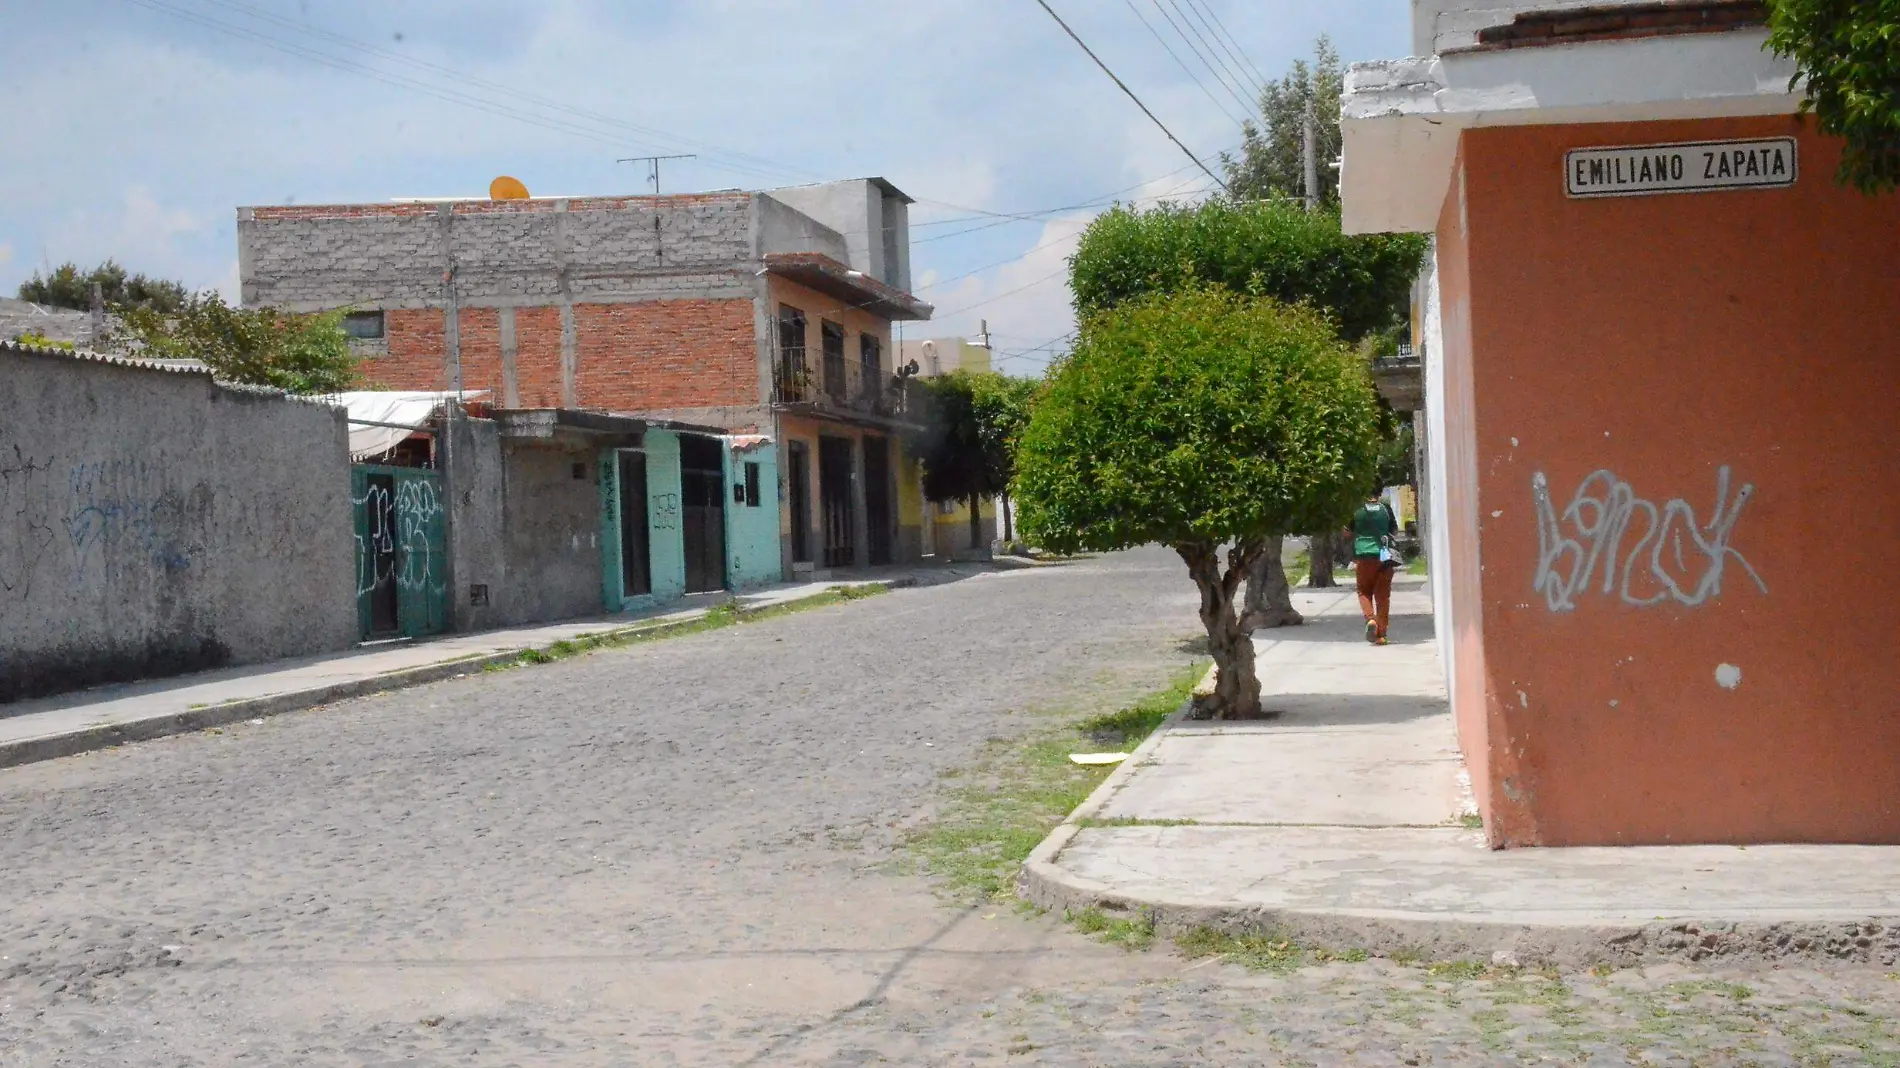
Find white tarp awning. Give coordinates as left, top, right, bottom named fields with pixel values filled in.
left=324, top=391, right=487, bottom=461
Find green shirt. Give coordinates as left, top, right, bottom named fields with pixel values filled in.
left=1352, top=500, right=1397, bottom=559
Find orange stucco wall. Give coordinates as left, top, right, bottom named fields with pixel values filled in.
left=1433, top=151, right=1498, bottom=830
left=1450, top=115, right=1900, bottom=846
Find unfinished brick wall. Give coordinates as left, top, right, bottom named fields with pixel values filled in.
left=377, top=310, right=447, bottom=390
left=574, top=300, right=756, bottom=411
left=458, top=307, right=503, bottom=399
left=514, top=306, right=564, bottom=408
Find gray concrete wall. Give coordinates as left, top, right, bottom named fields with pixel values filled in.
left=495, top=441, right=605, bottom=627
left=238, top=196, right=759, bottom=313
left=761, top=180, right=913, bottom=291
left=757, top=195, right=850, bottom=265
left=0, top=345, right=356, bottom=703
left=444, top=414, right=507, bottom=633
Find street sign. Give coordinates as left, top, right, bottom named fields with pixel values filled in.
left=1566, top=137, right=1797, bottom=199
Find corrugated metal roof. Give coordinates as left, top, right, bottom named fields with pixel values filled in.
left=0, top=337, right=210, bottom=375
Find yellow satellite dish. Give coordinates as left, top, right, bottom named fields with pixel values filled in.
left=489, top=176, right=530, bottom=200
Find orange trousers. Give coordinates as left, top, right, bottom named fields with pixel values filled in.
left=1355, top=557, right=1394, bottom=638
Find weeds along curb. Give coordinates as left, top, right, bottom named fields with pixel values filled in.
left=1018, top=671, right=1900, bottom=970
left=0, top=583, right=892, bottom=771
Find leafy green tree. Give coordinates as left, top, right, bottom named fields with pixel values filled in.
left=1767, top=0, right=1900, bottom=193
left=908, top=372, right=1003, bottom=551
left=1221, top=37, right=1344, bottom=207
left=971, top=372, right=1041, bottom=544
left=1070, top=199, right=1425, bottom=347
left=1014, top=287, right=1382, bottom=720
left=1068, top=197, right=1426, bottom=607
left=18, top=260, right=188, bottom=313
left=112, top=294, right=359, bottom=394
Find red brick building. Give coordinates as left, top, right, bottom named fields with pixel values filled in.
left=239, top=179, right=938, bottom=576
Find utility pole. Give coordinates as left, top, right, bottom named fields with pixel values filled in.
left=615, top=154, right=697, bottom=194
left=88, top=281, right=105, bottom=350
left=1302, top=97, right=1319, bottom=213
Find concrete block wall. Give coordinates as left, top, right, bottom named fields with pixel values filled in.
left=238, top=194, right=768, bottom=412
left=0, top=344, right=356, bottom=702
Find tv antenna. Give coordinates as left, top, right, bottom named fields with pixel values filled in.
left=616, top=154, right=697, bottom=194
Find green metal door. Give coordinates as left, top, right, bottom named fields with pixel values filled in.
left=352, top=464, right=449, bottom=640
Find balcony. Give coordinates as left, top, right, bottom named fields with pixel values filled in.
left=1371, top=342, right=1423, bottom=412
left=773, top=350, right=924, bottom=428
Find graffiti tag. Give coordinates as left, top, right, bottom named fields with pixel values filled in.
left=1531, top=466, right=1767, bottom=612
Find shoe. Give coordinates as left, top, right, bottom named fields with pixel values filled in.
left=1376, top=636, right=1389, bottom=646
left=1365, top=619, right=1378, bottom=644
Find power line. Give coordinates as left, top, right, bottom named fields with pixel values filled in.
left=1148, top=0, right=1257, bottom=120
left=1177, top=0, right=1267, bottom=101
left=1187, top=0, right=1274, bottom=94
left=1117, top=0, right=1246, bottom=130
left=130, top=0, right=818, bottom=186
left=1028, top=0, right=1227, bottom=192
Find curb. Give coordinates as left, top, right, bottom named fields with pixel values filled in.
left=0, top=581, right=897, bottom=772
left=1017, top=675, right=1900, bottom=970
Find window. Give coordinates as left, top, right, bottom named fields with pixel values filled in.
left=744, top=462, right=761, bottom=507
left=776, top=305, right=807, bottom=399
left=342, top=310, right=385, bottom=340
left=821, top=320, right=846, bottom=399
left=777, top=305, right=806, bottom=361
left=860, top=334, right=881, bottom=378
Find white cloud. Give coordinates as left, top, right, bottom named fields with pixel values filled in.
left=1, top=0, right=1405, bottom=333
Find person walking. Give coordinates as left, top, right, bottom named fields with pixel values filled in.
left=1350, top=491, right=1400, bottom=645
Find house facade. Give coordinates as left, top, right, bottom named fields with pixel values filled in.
left=898, top=335, right=1002, bottom=557
left=1341, top=0, right=1900, bottom=846
left=238, top=178, right=935, bottom=597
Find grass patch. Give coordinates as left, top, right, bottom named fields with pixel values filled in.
left=484, top=585, right=889, bottom=674
left=1406, top=554, right=1428, bottom=577
left=1068, top=907, right=1157, bottom=950
left=1176, top=927, right=1369, bottom=973
left=1458, top=812, right=1485, bottom=830
left=902, top=658, right=1207, bottom=902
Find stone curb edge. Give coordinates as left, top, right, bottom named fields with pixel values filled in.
left=0, top=581, right=899, bottom=772
left=1018, top=674, right=1900, bottom=969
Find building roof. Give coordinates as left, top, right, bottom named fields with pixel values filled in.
left=1453, top=0, right=1767, bottom=53
left=1339, top=4, right=1797, bottom=234
left=0, top=337, right=209, bottom=376
left=764, top=252, right=934, bottom=321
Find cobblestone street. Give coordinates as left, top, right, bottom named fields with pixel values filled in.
left=1, top=548, right=1895, bottom=1066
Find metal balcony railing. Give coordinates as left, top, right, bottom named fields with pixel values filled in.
left=773, top=349, right=919, bottom=421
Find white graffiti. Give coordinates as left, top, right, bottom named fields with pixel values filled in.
left=1531, top=466, right=1767, bottom=612
left=395, top=479, right=445, bottom=593
left=351, top=482, right=395, bottom=597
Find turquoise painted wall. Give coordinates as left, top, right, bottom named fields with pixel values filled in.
left=724, top=441, right=782, bottom=590
left=598, top=432, right=688, bottom=614
left=597, top=448, right=624, bottom=611
left=643, top=430, right=687, bottom=604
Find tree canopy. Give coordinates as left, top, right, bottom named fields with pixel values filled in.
left=1068, top=198, right=1427, bottom=346
left=1767, top=0, right=1900, bottom=193
left=1221, top=36, right=1344, bottom=208
left=1013, top=287, right=1382, bottom=717
left=113, top=294, right=359, bottom=395
left=18, top=260, right=188, bottom=313
left=911, top=369, right=1041, bottom=546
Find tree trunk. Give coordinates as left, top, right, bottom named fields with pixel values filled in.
left=967, top=492, right=983, bottom=556
left=1308, top=531, right=1339, bottom=588
left=1001, top=491, right=1014, bottom=544
left=1177, top=541, right=1266, bottom=721
left=1240, top=535, right=1303, bottom=630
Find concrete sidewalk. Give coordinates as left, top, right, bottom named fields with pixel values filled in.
left=0, top=560, right=1007, bottom=771
left=1022, top=577, right=1900, bottom=968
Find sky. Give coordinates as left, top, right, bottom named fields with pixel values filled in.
left=0, top=0, right=1409, bottom=374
